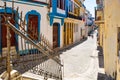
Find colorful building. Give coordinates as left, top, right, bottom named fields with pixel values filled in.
left=49, top=0, right=66, bottom=49
left=95, top=0, right=104, bottom=47
left=85, top=10, right=94, bottom=35
left=0, top=0, right=88, bottom=54
left=0, top=0, right=51, bottom=55
left=95, top=0, right=120, bottom=80
left=0, top=0, right=63, bottom=79
left=63, top=0, right=87, bottom=47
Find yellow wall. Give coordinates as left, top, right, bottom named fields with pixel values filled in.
left=63, top=22, right=74, bottom=46
left=117, top=57, right=120, bottom=80
left=99, top=24, right=104, bottom=47
left=63, top=18, right=83, bottom=47
left=96, top=8, right=104, bottom=47
left=103, top=0, right=120, bottom=79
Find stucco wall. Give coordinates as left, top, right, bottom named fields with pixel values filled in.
left=73, top=21, right=85, bottom=42
left=104, top=0, right=120, bottom=79
left=0, top=1, right=52, bottom=50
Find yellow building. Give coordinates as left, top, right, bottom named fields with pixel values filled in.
left=95, top=0, right=104, bottom=47
left=95, top=0, right=120, bottom=80
left=63, top=0, right=86, bottom=47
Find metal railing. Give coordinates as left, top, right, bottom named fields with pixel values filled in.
left=68, top=12, right=82, bottom=20
left=0, top=1, right=63, bottom=80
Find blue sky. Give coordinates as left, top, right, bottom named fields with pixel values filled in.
left=84, top=0, right=97, bottom=17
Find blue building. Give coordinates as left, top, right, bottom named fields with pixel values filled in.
left=49, top=0, right=67, bottom=48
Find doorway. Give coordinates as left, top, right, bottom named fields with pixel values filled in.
left=53, top=23, right=60, bottom=49
left=28, top=14, right=38, bottom=41
left=0, top=13, right=17, bottom=55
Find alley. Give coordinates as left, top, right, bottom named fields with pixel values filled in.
left=61, top=30, right=104, bottom=80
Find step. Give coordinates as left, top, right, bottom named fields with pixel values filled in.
left=2, top=46, right=17, bottom=57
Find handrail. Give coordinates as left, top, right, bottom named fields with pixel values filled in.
left=0, top=2, right=63, bottom=79
left=0, top=5, right=53, bottom=51
left=7, top=20, right=63, bottom=66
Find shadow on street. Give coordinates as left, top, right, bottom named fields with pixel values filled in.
left=59, top=37, right=87, bottom=53
left=97, top=46, right=106, bottom=80
left=97, top=46, right=104, bottom=68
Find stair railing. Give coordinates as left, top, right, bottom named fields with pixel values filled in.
left=0, top=1, right=63, bottom=80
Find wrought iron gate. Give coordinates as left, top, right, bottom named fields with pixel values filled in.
left=0, top=1, right=63, bottom=80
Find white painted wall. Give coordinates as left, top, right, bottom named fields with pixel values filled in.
left=73, top=21, right=85, bottom=43
left=0, top=1, right=52, bottom=50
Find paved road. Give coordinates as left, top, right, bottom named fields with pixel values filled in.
left=61, top=30, right=104, bottom=80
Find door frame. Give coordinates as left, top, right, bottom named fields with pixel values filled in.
left=0, top=7, right=19, bottom=54
left=25, top=10, right=41, bottom=42
left=53, top=23, right=60, bottom=48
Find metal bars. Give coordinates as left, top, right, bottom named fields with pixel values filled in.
left=0, top=1, right=63, bottom=80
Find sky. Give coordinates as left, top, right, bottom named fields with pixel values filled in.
left=84, top=0, right=97, bottom=17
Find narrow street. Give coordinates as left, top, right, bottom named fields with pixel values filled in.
left=0, top=0, right=120, bottom=80
left=61, top=30, right=105, bottom=80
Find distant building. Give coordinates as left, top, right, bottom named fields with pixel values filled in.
left=63, top=0, right=87, bottom=47
left=85, top=9, right=94, bottom=35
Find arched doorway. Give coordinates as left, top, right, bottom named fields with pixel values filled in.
left=25, top=10, right=41, bottom=41
left=53, top=23, right=60, bottom=49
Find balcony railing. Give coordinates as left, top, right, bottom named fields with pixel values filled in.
left=95, top=4, right=103, bottom=11
left=68, top=12, right=82, bottom=20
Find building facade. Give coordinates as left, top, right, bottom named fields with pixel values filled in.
left=49, top=0, right=66, bottom=49
left=85, top=10, right=94, bottom=35
left=63, top=0, right=87, bottom=47
left=95, top=0, right=120, bottom=80
left=0, top=0, right=88, bottom=53
left=0, top=0, right=51, bottom=55
left=95, top=0, right=104, bottom=47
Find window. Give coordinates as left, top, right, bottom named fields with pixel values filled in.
left=76, top=24, right=78, bottom=32
left=57, top=0, right=65, bottom=10
left=74, top=4, right=80, bottom=16
left=28, top=15, right=38, bottom=41
left=74, top=24, right=78, bottom=32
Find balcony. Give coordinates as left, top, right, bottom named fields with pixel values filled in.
left=68, top=12, right=82, bottom=20
left=95, top=5, right=104, bottom=22
left=74, top=0, right=82, bottom=6
left=95, top=4, right=103, bottom=11
left=96, top=0, right=103, bottom=5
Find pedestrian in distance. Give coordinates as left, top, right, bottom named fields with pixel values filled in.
left=91, top=34, right=93, bottom=39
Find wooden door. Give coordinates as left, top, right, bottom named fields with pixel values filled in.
left=1, top=14, right=16, bottom=48
left=53, top=23, right=59, bottom=49
left=28, top=15, right=38, bottom=41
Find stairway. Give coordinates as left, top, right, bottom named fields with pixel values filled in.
left=0, top=70, right=22, bottom=80
left=0, top=1, right=63, bottom=80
